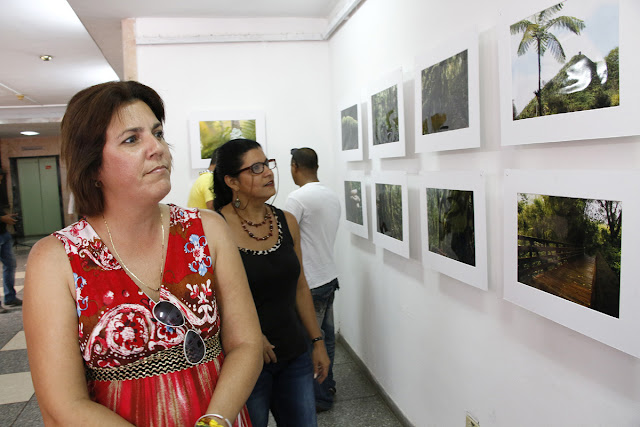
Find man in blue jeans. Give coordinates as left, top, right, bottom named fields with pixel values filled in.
left=0, top=170, right=19, bottom=313
left=285, top=148, right=341, bottom=412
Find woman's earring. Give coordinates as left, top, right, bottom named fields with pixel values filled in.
left=94, top=180, right=102, bottom=188
left=233, top=197, right=241, bottom=208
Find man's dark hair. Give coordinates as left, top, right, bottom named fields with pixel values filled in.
left=210, top=147, right=219, bottom=167
left=290, top=147, right=318, bottom=171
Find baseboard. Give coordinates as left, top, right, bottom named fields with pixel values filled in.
left=337, top=334, right=414, bottom=427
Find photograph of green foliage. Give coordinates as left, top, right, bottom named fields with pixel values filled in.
left=375, top=183, right=403, bottom=241
left=344, top=180, right=364, bottom=225
left=371, top=85, right=399, bottom=146
left=517, top=193, right=621, bottom=318
left=341, top=105, right=359, bottom=151
left=199, top=119, right=256, bottom=160
left=510, top=0, right=619, bottom=120
left=427, top=188, right=475, bottom=267
left=421, top=50, right=469, bottom=135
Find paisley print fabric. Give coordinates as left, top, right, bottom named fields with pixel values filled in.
left=54, top=205, right=251, bottom=427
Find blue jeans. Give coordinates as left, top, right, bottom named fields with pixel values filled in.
left=0, top=231, right=17, bottom=304
left=246, top=351, right=317, bottom=427
left=311, top=278, right=339, bottom=410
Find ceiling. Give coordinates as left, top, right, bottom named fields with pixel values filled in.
left=0, top=0, right=342, bottom=139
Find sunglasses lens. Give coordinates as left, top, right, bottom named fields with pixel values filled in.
left=153, top=301, right=185, bottom=327
left=184, top=329, right=206, bottom=364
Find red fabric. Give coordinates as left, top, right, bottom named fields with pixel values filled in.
left=54, top=205, right=251, bottom=427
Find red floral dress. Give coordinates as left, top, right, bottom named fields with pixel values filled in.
left=54, top=205, right=251, bottom=427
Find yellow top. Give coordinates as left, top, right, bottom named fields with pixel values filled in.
left=187, top=171, right=214, bottom=210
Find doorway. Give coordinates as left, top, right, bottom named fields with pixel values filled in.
left=12, top=156, right=63, bottom=237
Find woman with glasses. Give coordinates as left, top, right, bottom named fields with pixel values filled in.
left=213, top=139, right=330, bottom=427
left=23, top=81, right=262, bottom=427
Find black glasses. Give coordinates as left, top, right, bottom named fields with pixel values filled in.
left=235, top=159, right=276, bottom=175
left=153, top=300, right=206, bottom=364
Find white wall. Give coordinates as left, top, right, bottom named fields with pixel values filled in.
left=329, top=0, right=640, bottom=425
left=136, top=40, right=332, bottom=208
left=135, top=0, right=640, bottom=425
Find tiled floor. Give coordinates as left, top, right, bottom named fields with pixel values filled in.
left=0, top=242, right=406, bottom=426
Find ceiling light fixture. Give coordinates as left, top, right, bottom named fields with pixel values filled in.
left=40, top=55, right=53, bottom=61
left=20, top=131, right=40, bottom=136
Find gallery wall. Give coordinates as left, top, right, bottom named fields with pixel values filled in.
left=133, top=0, right=640, bottom=425
left=136, top=40, right=332, bottom=207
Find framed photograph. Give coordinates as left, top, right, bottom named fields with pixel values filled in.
left=504, top=169, right=640, bottom=358
left=414, top=32, right=481, bottom=152
left=371, top=171, right=409, bottom=258
left=339, top=102, right=364, bottom=161
left=419, top=171, right=488, bottom=290
left=188, top=110, right=266, bottom=169
left=367, top=68, right=406, bottom=159
left=342, top=172, right=369, bottom=239
left=499, top=0, right=640, bottom=146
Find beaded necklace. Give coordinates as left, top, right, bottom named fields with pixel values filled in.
left=234, top=205, right=274, bottom=241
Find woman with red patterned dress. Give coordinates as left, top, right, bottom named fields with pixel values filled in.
left=23, top=81, right=262, bottom=427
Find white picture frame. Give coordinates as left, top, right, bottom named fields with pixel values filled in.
left=498, top=0, right=640, bottom=146
left=414, top=32, right=481, bottom=152
left=420, top=171, right=488, bottom=290
left=342, top=172, right=369, bottom=239
left=371, top=171, right=409, bottom=258
left=503, top=169, right=640, bottom=358
left=367, top=68, right=406, bottom=159
left=339, top=101, right=364, bottom=162
left=188, top=110, right=266, bottom=169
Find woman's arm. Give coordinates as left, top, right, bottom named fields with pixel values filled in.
left=283, top=210, right=330, bottom=383
left=23, top=236, right=134, bottom=426
left=200, top=210, right=263, bottom=421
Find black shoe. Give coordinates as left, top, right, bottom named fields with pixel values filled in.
left=5, top=298, right=22, bottom=307
left=329, top=387, right=337, bottom=395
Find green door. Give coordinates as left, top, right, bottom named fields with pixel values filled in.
left=16, top=157, right=63, bottom=236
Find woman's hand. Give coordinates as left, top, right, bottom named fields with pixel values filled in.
left=311, top=341, right=330, bottom=383
left=262, top=335, right=277, bottom=364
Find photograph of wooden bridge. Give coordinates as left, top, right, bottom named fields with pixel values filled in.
left=517, top=193, right=621, bottom=318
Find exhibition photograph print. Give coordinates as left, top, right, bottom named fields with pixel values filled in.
left=510, top=0, right=619, bottom=121
left=517, top=193, right=621, bottom=318
left=427, top=188, right=475, bottom=267
left=371, top=171, right=409, bottom=257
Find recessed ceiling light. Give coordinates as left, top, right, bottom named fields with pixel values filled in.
left=40, top=55, right=53, bottom=61
left=20, top=131, right=40, bottom=136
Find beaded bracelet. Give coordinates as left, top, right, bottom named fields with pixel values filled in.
left=194, top=413, right=233, bottom=427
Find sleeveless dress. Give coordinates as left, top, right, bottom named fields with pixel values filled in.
left=54, top=205, right=252, bottom=427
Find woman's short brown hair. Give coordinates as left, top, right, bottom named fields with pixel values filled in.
left=61, top=80, right=165, bottom=217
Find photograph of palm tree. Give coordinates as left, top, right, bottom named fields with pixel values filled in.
left=421, top=50, right=469, bottom=135
left=375, top=183, right=403, bottom=240
left=371, top=85, right=400, bottom=146
left=510, top=0, right=619, bottom=120
left=427, top=188, right=475, bottom=266
left=341, top=105, right=359, bottom=151
left=344, top=180, right=364, bottom=225
left=517, top=193, right=621, bottom=317
left=199, top=119, right=257, bottom=160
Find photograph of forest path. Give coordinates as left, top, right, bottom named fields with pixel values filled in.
left=341, top=105, right=359, bottom=151
left=510, top=0, right=619, bottom=120
left=517, top=193, right=621, bottom=317
left=344, top=181, right=364, bottom=225
left=421, top=50, right=469, bottom=135
left=199, top=119, right=257, bottom=160
left=426, top=188, right=475, bottom=266
left=376, top=183, right=403, bottom=240
left=371, top=85, right=400, bottom=145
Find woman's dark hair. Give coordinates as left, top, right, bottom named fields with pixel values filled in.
left=61, top=80, right=165, bottom=217
left=213, top=138, right=261, bottom=210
